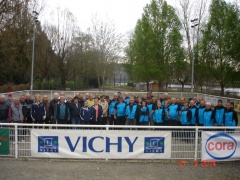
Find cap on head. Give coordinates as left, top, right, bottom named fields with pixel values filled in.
left=8, top=92, right=13, bottom=97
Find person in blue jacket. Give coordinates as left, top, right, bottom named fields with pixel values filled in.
left=124, top=92, right=130, bottom=104
left=54, top=96, right=70, bottom=127
left=163, top=100, right=169, bottom=123
left=139, top=101, right=149, bottom=126
left=225, top=102, right=238, bottom=131
left=125, top=97, right=137, bottom=125
left=114, top=96, right=127, bottom=125
left=180, top=103, right=192, bottom=126
left=153, top=102, right=165, bottom=126
left=203, top=102, right=215, bottom=127
left=167, top=98, right=180, bottom=126
left=196, top=101, right=206, bottom=126
left=146, top=98, right=154, bottom=126
left=80, top=101, right=92, bottom=125
left=180, top=102, right=192, bottom=140
left=189, top=100, right=198, bottom=126
left=214, top=100, right=226, bottom=126
left=31, top=94, right=46, bottom=124
left=108, top=94, right=118, bottom=125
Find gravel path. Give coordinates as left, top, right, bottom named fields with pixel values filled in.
left=1, top=159, right=240, bottom=180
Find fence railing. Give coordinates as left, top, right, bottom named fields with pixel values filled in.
left=0, top=123, right=239, bottom=160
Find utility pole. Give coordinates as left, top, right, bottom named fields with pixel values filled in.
left=191, top=18, right=198, bottom=93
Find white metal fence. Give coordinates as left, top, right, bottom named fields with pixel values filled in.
left=0, top=123, right=239, bottom=160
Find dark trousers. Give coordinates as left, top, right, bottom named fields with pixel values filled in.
left=102, top=117, right=108, bottom=125
left=109, top=115, right=116, bottom=125
left=117, top=116, right=126, bottom=125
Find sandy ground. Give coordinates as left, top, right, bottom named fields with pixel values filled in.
left=0, top=159, right=240, bottom=180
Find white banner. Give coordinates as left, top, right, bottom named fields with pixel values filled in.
left=31, top=129, right=171, bottom=159
left=202, top=132, right=240, bottom=161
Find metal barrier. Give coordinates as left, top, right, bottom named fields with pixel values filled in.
left=0, top=123, right=239, bottom=160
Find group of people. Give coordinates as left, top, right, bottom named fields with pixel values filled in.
left=0, top=91, right=238, bottom=128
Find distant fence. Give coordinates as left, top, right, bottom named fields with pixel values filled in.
left=0, top=123, right=240, bottom=161
left=2, top=90, right=240, bottom=112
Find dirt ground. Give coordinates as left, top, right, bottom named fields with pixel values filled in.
left=0, top=159, right=240, bottom=180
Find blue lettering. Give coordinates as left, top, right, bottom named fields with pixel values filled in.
left=124, top=137, right=138, bottom=152
left=65, top=136, right=80, bottom=152
left=106, top=137, right=122, bottom=152
left=88, top=136, right=104, bottom=153
left=83, top=136, right=87, bottom=152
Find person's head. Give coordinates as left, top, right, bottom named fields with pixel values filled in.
left=200, top=100, right=205, bottom=107
left=217, top=100, right=223, bottom=107
left=148, top=90, right=152, bottom=95
left=53, top=92, right=59, bottom=100
left=184, top=102, right=189, bottom=110
left=25, top=93, right=31, bottom=101
left=95, top=93, right=99, bottom=98
left=0, top=94, right=5, bottom=103
left=147, top=93, right=151, bottom=98
left=60, top=96, right=65, bottom=104
left=152, top=98, right=156, bottom=103
left=180, top=98, right=185, bottom=104
left=73, top=96, right=78, bottom=103
left=158, top=94, right=162, bottom=99
left=129, top=97, right=134, bottom=105
left=67, top=96, right=72, bottom=103
left=157, top=102, right=161, bottom=109
left=190, top=100, right=195, bottom=107
left=125, top=92, right=129, bottom=98
left=176, top=98, right=180, bottom=104
left=148, top=98, right=152, bottom=103
left=198, top=97, right=203, bottom=102
left=35, top=94, right=40, bottom=103
left=193, top=96, right=197, bottom=103
left=89, top=93, right=93, bottom=100
left=60, top=92, right=65, bottom=97
left=84, top=101, right=88, bottom=107
left=226, top=102, right=232, bottom=110
left=119, top=96, right=124, bottom=102
left=206, top=102, right=211, bottom=110
left=164, top=93, right=169, bottom=100
left=171, top=98, right=176, bottom=104
left=13, top=97, right=19, bottom=105
left=142, top=101, right=146, bottom=107
left=134, top=96, right=138, bottom=102
left=85, top=93, right=89, bottom=99
left=20, top=95, right=25, bottom=103
left=94, top=98, right=99, bottom=105
left=75, top=93, right=79, bottom=98
left=42, top=95, right=48, bottom=102
left=113, top=93, right=118, bottom=100
left=117, top=92, right=121, bottom=97
left=7, top=92, right=13, bottom=99
left=100, top=95, right=105, bottom=102
left=79, top=93, right=84, bottom=100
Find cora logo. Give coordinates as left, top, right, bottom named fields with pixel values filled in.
left=205, top=133, right=237, bottom=160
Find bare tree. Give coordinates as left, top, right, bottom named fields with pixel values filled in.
left=89, top=15, right=123, bottom=91
left=44, top=8, right=77, bottom=88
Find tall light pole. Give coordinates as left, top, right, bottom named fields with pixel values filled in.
left=191, top=18, right=198, bottom=93
left=30, top=11, right=39, bottom=97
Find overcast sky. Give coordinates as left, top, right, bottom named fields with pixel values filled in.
left=41, top=0, right=236, bottom=34
left=42, top=0, right=177, bottom=34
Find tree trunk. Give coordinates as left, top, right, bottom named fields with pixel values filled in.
left=97, top=77, right=101, bottom=91
left=182, top=84, right=184, bottom=91
left=102, top=76, right=105, bottom=91
left=146, top=81, right=149, bottom=92
left=220, top=83, right=224, bottom=96
left=158, top=80, right=162, bottom=91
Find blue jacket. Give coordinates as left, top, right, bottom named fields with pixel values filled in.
left=168, top=104, right=179, bottom=120
left=203, top=109, right=214, bottom=126
left=109, top=100, right=118, bottom=115
left=197, top=106, right=206, bottom=125
left=80, top=106, right=92, bottom=122
left=31, top=102, right=46, bottom=121
left=139, top=106, right=149, bottom=122
left=214, top=106, right=225, bottom=126
left=180, top=109, right=192, bottom=125
left=114, top=102, right=127, bottom=117
left=91, top=105, right=103, bottom=123
left=225, top=109, right=238, bottom=126
left=54, top=103, right=70, bottom=120
left=164, top=106, right=169, bottom=121
left=189, top=105, right=198, bottom=125
left=124, top=97, right=130, bottom=104
left=125, top=104, right=137, bottom=119
left=153, top=108, right=165, bottom=124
